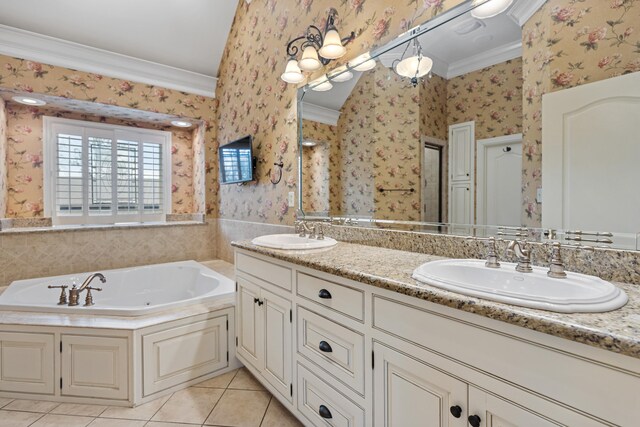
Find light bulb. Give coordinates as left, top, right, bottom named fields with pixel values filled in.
left=349, top=52, right=376, bottom=72
left=329, top=65, right=353, bottom=83
left=319, top=29, right=347, bottom=59
left=471, top=0, right=514, bottom=19
left=298, top=46, right=322, bottom=71
left=280, top=59, right=305, bottom=84
left=311, top=75, right=333, bottom=92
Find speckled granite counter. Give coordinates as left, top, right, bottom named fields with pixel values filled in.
left=232, top=240, right=640, bottom=360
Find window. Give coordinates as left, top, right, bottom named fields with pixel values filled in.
left=44, top=117, right=171, bottom=225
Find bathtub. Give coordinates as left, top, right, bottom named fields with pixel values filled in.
left=0, top=260, right=235, bottom=316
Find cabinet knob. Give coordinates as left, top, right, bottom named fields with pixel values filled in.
left=318, top=289, right=332, bottom=299
left=319, top=340, right=333, bottom=353
left=257, top=300, right=264, bottom=306
left=468, top=415, right=481, bottom=427
left=450, top=405, right=462, bottom=418
left=253, top=297, right=259, bottom=304
left=318, top=405, right=332, bottom=419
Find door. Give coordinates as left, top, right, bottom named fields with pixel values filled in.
left=468, top=387, right=559, bottom=427
left=449, top=182, right=472, bottom=225
left=0, top=332, right=55, bottom=394
left=236, top=277, right=263, bottom=370
left=477, top=135, right=523, bottom=226
left=449, top=122, right=474, bottom=183
left=61, top=335, right=128, bottom=400
left=261, top=288, right=292, bottom=401
left=422, top=143, right=442, bottom=223
left=373, top=342, right=467, bottom=427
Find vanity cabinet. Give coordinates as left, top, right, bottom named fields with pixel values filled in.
left=235, top=249, right=640, bottom=427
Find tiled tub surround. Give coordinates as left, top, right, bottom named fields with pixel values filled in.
left=0, top=221, right=215, bottom=287
left=0, top=261, right=242, bottom=410
left=232, top=240, right=640, bottom=359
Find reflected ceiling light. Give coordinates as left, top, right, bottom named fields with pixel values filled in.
left=280, top=8, right=355, bottom=83
left=471, top=0, right=514, bottom=19
left=311, top=75, right=333, bottom=92
left=328, top=65, right=353, bottom=83
left=302, top=140, right=318, bottom=147
left=171, top=120, right=192, bottom=128
left=349, top=52, right=376, bottom=72
left=281, top=58, right=305, bottom=84
left=393, top=38, right=433, bottom=87
left=12, top=96, right=46, bottom=106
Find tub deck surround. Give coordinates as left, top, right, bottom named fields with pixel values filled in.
left=232, top=240, right=640, bottom=359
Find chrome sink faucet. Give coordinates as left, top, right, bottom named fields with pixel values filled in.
left=505, top=240, right=533, bottom=273
left=295, top=220, right=324, bottom=240
left=467, top=236, right=501, bottom=268
left=545, top=241, right=594, bottom=279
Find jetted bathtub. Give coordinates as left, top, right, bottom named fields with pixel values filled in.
left=0, top=260, right=235, bottom=316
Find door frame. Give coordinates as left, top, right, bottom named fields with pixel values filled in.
left=421, top=136, right=446, bottom=223
left=476, top=133, right=523, bottom=226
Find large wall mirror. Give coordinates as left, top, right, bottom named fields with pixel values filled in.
left=298, top=0, right=640, bottom=250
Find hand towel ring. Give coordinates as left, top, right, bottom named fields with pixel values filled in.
left=269, top=162, right=284, bottom=184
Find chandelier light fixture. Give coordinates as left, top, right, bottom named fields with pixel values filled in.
left=393, top=38, right=433, bottom=87
left=310, top=75, right=333, bottom=92
left=328, top=65, right=354, bottom=83
left=280, top=8, right=355, bottom=84
left=471, top=0, right=514, bottom=19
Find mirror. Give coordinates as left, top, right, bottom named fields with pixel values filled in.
left=299, top=0, right=640, bottom=250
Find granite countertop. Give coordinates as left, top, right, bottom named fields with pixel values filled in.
left=232, top=240, right=640, bottom=360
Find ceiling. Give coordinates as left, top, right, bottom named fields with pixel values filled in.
left=0, top=0, right=239, bottom=96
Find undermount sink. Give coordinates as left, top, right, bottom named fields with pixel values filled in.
left=412, top=259, right=628, bottom=313
left=251, top=234, right=338, bottom=250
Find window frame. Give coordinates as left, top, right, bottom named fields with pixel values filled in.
left=43, top=116, right=172, bottom=226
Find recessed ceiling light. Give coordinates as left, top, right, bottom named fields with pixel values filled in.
left=12, top=96, right=46, bottom=106
left=302, top=140, right=317, bottom=147
left=171, top=120, right=192, bottom=128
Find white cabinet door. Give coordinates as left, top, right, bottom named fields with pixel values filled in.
left=468, top=387, right=560, bottom=427
left=0, top=332, right=55, bottom=394
left=61, top=335, right=129, bottom=400
left=373, top=342, right=467, bottom=427
left=261, top=288, right=292, bottom=401
left=449, top=182, right=472, bottom=225
left=449, top=122, right=474, bottom=183
left=143, top=316, right=228, bottom=397
left=237, top=277, right=263, bottom=370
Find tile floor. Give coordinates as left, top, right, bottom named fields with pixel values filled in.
left=0, top=368, right=304, bottom=427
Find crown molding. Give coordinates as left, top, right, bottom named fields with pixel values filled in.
left=507, top=0, right=546, bottom=27
left=0, top=25, right=217, bottom=98
left=301, top=102, right=340, bottom=126
left=446, top=40, right=522, bottom=79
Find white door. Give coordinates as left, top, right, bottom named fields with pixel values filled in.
left=373, top=342, right=468, bottom=427
left=449, top=122, right=474, bottom=182
left=261, top=288, right=292, bottom=401
left=468, top=387, right=559, bottom=427
left=542, top=71, right=640, bottom=237
left=449, top=182, right=472, bottom=224
left=236, top=277, right=263, bottom=370
left=477, top=135, right=523, bottom=226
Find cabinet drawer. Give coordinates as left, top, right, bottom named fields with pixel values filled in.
left=297, top=273, right=364, bottom=321
left=372, top=295, right=640, bottom=427
left=0, top=332, right=55, bottom=395
left=237, top=252, right=292, bottom=291
left=143, top=316, right=228, bottom=396
left=297, top=363, right=365, bottom=427
left=297, top=307, right=364, bottom=394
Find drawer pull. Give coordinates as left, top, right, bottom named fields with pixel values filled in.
left=254, top=297, right=259, bottom=304
left=319, top=404, right=333, bottom=419
left=468, top=415, right=481, bottom=427
left=450, top=405, right=462, bottom=418
left=319, top=341, right=333, bottom=353
left=318, top=289, right=332, bottom=299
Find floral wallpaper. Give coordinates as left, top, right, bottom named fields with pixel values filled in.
left=4, top=102, right=195, bottom=217
left=521, top=0, right=640, bottom=226
left=420, top=73, right=448, bottom=142
left=301, top=119, right=336, bottom=213
left=447, top=58, right=523, bottom=140
left=0, top=55, right=217, bottom=217
left=215, top=0, right=468, bottom=225
left=0, top=98, right=6, bottom=217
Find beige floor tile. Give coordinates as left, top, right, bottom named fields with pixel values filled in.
left=204, top=389, right=270, bottom=427
left=193, top=369, right=238, bottom=389
left=3, top=400, right=59, bottom=413
left=0, top=398, right=13, bottom=409
left=227, top=368, right=266, bottom=391
left=151, top=387, right=224, bottom=425
left=260, top=398, right=303, bottom=427
left=145, top=422, right=201, bottom=427
left=30, top=414, right=94, bottom=427
left=87, top=418, right=146, bottom=427
left=51, top=403, right=107, bottom=417
left=0, top=410, right=43, bottom=427
left=99, top=395, right=170, bottom=421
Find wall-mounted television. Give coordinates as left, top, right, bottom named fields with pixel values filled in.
left=219, top=135, right=255, bottom=184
